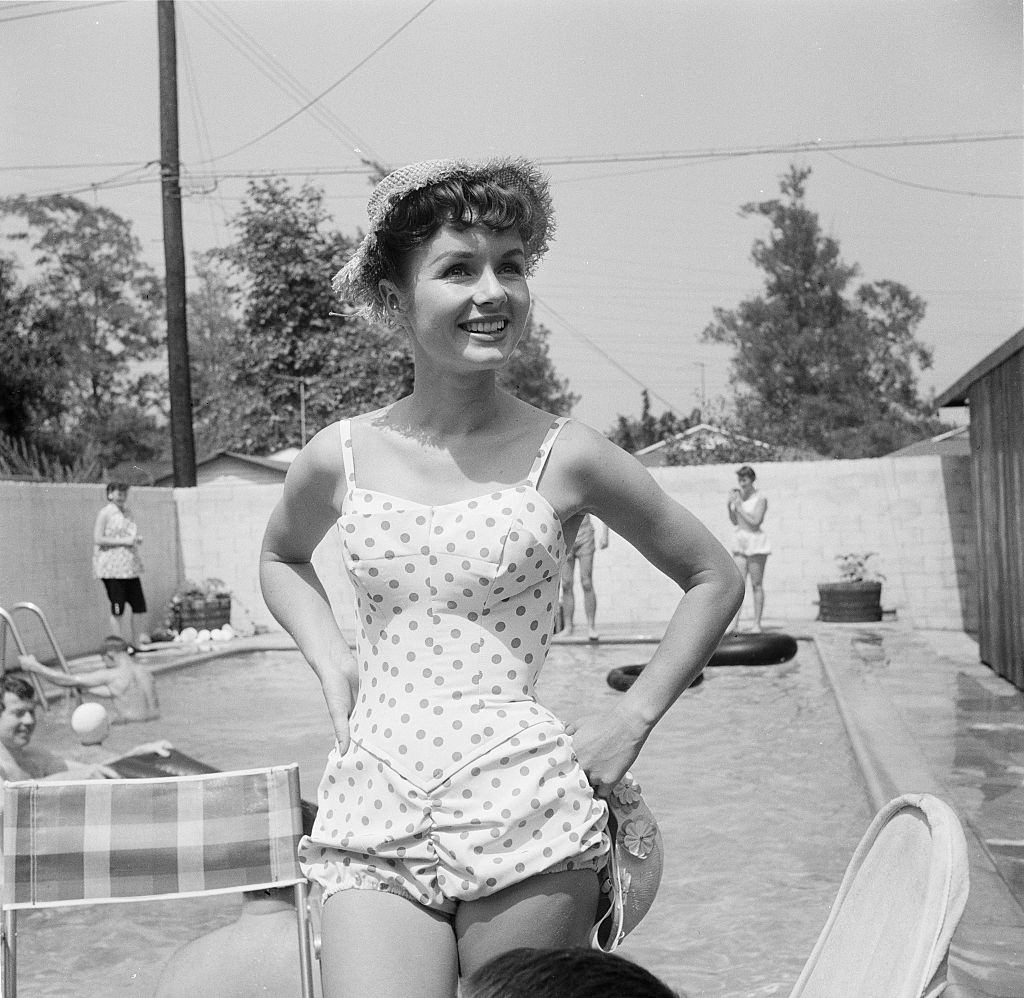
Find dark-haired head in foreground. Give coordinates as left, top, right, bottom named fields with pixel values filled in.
left=463, top=947, right=682, bottom=998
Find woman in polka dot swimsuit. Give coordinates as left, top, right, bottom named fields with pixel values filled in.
left=260, top=158, right=745, bottom=998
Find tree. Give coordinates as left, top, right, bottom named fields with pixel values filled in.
left=702, top=166, right=944, bottom=458
left=213, top=179, right=414, bottom=454
left=607, top=390, right=698, bottom=452
left=499, top=318, right=578, bottom=414
left=1, top=195, right=166, bottom=469
left=0, top=253, right=64, bottom=444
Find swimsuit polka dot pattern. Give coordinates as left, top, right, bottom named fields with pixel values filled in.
left=300, top=417, right=608, bottom=912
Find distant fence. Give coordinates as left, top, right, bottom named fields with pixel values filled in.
left=0, top=453, right=976, bottom=664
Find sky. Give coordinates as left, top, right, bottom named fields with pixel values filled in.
left=3, top=0, right=1022, bottom=435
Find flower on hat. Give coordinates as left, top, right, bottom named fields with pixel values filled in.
left=620, top=815, right=658, bottom=859
left=611, top=778, right=643, bottom=807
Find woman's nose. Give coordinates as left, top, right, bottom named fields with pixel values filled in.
left=472, top=267, right=506, bottom=304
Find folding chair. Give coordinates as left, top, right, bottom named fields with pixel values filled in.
left=1, top=764, right=315, bottom=998
left=789, top=793, right=970, bottom=998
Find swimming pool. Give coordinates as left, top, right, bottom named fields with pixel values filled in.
left=19, top=640, right=870, bottom=997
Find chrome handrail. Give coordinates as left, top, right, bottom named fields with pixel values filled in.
left=0, top=604, right=80, bottom=711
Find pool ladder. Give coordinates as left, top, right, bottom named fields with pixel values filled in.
left=0, top=603, right=79, bottom=712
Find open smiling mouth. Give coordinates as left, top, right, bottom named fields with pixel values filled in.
left=460, top=319, right=508, bottom=337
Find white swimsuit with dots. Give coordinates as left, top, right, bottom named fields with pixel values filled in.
left=300, top=417, right=609, bottom=913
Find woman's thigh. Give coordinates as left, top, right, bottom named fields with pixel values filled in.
left=319, top=890, right=458, bottom=998
left=732, top=552, right=749, bottom=578
left=747, top=554, right=768, bottom=586
left=455, top=869, right=600, bottom=979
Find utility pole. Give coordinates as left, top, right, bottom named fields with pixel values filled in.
left=695, top=361, right=707, bottom=419
left=158, top=0, right=196, bottom=486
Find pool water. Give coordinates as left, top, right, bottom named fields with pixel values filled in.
left=18, top=641, right=870, bottom=997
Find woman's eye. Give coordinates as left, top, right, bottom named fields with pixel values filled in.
left=500, top=262, right=525, bottom=276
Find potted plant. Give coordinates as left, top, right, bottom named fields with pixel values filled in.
left=168, top=578, right=233, bottom=632
left=817, top=553, right=885, bottom=622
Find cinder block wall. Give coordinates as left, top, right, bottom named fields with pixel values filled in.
left=173, top=484, right=355, bottom=637
left=0, top=482, right=181, bottom=662
left=0, top=454, right=978, bottom=664
left=587, top=455, right=977, bottom=631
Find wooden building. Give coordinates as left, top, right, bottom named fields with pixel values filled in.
left=938, top=327, right=1024, bottom=690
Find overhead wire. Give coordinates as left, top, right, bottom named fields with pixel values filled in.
left=193, top=0, right=440, bottom=165
left=0, top=0, right=122, bottom=22
left=532, top=294, right=690, bottom=417
left=177, top=9, right=228, bottom=247
left=825, top=151, right=1023, bottom=200
left=184, top=1, right=383, bottom=165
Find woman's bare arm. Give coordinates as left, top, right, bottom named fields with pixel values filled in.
left=551, top=424, right=745, bottom=793
left=259, top=425, right=360, bottom=747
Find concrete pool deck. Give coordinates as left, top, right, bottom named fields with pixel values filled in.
left=65, top=620, right=1024, bottom=994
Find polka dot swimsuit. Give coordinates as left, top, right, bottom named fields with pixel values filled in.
left=300, top=417, right=609, bottom=914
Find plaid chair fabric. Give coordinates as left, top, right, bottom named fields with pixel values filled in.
left=2, top=765, right=304, bottom=907
left=1, top=765, right=315, bottom=998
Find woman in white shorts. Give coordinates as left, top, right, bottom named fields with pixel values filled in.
left=727, top=465, right=770, bottom=632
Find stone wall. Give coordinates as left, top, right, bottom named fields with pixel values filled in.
left=0, top=454, right=978, bottom=664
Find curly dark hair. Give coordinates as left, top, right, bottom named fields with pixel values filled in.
left=464, top=947, right=681, bottom=998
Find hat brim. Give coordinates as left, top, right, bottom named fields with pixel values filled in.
left=591, top=784, right=664, bottom=952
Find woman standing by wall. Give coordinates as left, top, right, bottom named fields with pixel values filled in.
left=727, top=465, right=770, bottom=632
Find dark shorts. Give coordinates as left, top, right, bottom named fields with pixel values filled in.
left=102, top=578, right=146, bottom=615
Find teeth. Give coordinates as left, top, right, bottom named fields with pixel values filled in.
left=463, top=320, right=506, bottom=334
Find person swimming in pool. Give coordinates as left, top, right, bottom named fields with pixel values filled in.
left=18, top=634, right=160, bottom=723
left=259, top=157, right=744, bottom=998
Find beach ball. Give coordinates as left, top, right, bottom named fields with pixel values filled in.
left=71, top=702, right=110, bottom=743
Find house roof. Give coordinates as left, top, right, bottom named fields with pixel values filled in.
left=150, top=451, right=291, bottom=486
left=633, top=423, right=771, bottom=457
left=888, top=424, right=971, bottom=458
left=936, top=326, right=1024, bottom=406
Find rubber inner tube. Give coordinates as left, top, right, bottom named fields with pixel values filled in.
left=606, top=633, right=798, bottom=691
left=606, top=665, right=705, bottom=692
left=710, top=632, right=798, bottom=666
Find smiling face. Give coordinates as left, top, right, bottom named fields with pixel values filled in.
left=389, top=224, right=531, bottom=374
left=0, top=692, right=38, bottom=750
left=107, top=486, right=128, bottom=511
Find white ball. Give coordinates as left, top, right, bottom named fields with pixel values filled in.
left=178, top=627, right=198, bottom=643
left=209, top=628, right=225, bottom=641
left=196, top=629, right=211, bottom=643
left=71, top=702, right=110, bottom=740
left=220, top=623, right=235, bottom=638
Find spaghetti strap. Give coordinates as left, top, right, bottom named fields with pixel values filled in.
left=338, top=419, right=356, bottom=488
left=527, top=417, right=569, bottom=487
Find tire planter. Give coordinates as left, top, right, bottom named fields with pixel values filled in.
left=606, top=632, right=798, bottom=692
left=171, top=595, right=232, bottom=632
left=817, top=582, right=883, bottom=622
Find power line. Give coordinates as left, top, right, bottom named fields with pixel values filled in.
left=7, top=129, right=1018, bottom=177
left=194, top=0, right=440, bottom=165
left=532, top=131, right=1023, bottom=167
left=532, top=294, right=689, bottom=417
left=0, top=0, right=122, bottom=22
left=185, top=1, right=384, bottom=165
left=826, top=151, right=1023, bottom=200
